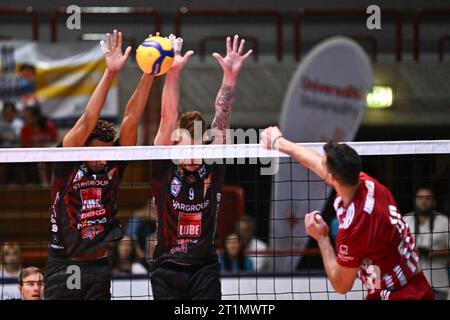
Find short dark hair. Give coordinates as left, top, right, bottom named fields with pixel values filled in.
left=415, top=186, right=435, bottom=198
left=19, top=267, right=43, bottom=284
left=178, top=111, right=207, bottom=140
left=3, top=101, right=17, bottom=113
left=18, top=64, right=36, bottom=74
left=87, top=120, right=116, bottom=144
left=323, top=141, right=361, bottom=186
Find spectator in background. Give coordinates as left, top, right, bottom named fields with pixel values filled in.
left=109, top=235, right=148, bottom=276
left=20, top=105, right=58, bottom=185
left=236, top=215, right=268, bottom=271
left=0, top=242, right=22, bottom=279
left=17, top=63, right=39, bottom=107
left=0, top=102, right=24, bottom=185
left=219, top=233, right=254, bottom=273
left=0, top=102, right=24, bottom=148
left=18, top=267, right=44, bottom=300
left=125, top=197, right=157, bottom=255
left=21, top=105, right=58, bottom=148
left=403, top=187, right=450, bottom=300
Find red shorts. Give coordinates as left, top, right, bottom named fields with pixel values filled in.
left=366, top=271, right=434, bottom=300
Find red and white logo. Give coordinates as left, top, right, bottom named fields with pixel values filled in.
left=80, top=188, right=103, bottom=212
left=177, top=212, right=202, bottom=238
left=338, top=244, right=354, bottom=262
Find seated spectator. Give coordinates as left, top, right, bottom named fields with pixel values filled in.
left=0, top=242, right=22, bottom=279
left=109, top=235, right=148, bottom=276
left=0, top=102, right=24, bottom=185
left=125, top=197, right=157, bottom=255
left=236, top=215, right=268, bottom=271
left=18, top=267, right=44, bottom=300
left=403, top=187, right=450, bottom=300
left=0, top=102, right=23, bottom=148
left=21, top=105, right=58, bottom=148
left=20, top=105, right=58, bottom=185
left=219, top=233, right=254, bottom=273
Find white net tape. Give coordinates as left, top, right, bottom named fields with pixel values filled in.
left=0, top=140, right=449, bottom=163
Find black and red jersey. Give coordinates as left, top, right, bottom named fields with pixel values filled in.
left=151, top=160, right=226, bottom=267
left=49, top=158, right=126, bottom=259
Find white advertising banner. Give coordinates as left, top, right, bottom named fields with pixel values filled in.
left=271, top=36, right=373, bottom=272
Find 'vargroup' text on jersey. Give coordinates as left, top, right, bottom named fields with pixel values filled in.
left=49, top=161, right=126, bottom=258
left=335, top=172, right=419, bottom=294
left=151, top=160, right=225, bottom=266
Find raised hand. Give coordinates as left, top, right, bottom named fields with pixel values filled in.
left=100, top=29, right=132, bottom=73
left=212, top=35, right=253, bottom=79
left=167, top=34, right=194, bottom=75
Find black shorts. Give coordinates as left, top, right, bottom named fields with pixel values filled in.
left=44, top=256, right=112, bottom=300
left=150, top=260, right=221, bottom=300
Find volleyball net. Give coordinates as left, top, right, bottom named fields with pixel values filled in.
left=0, top=140, right=449, bottom=299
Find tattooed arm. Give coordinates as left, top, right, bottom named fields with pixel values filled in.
left=210, top=35, right=252, bottom=144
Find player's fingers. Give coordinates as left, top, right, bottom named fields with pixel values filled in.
left=123, top=46, right=132, bottom=59
left=212, top=52, right=224, bottom=65
left=113, top=29, right=118, bottom=48
left=232, top=35, right=239, bottom=52
left=106, top=33, right=112, bottom=51
left=100, top=40, right=108, bottom=54
left=242, top=49, right=253, bottom=60
left=238, top=39, right=245, bottom=55
left=226, top=36, right=231, bottom=54
left=118, top=31, right=123, bottom=50
left=174, top=37, right=183, bottom=54
left=183, top=50, right=194, bottom=60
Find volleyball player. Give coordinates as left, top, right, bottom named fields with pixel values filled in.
left=150, top=34, right=252, bottom=299
left=44, top=29, right=154, bottom=299
left=260, top=127, right=434, bottom=300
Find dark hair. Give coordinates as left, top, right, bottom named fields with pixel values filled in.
left=25, top=106, right=47, bottom=131
left=87, top=120, right=116, bottom=144
left=18, top=64, right=36, bottom=74
left=323, top=141, right=361, bottom=186
left=414, top=186, right=436, bottom=234
left=19, top=267, right=43, bottom=284
left=2, top=101, right=17, bottom=113
left=178, top=111, right=207, bottom=140
left=222, top=234, right=248, bottom=272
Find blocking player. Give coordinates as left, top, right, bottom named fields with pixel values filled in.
left=150, top=34, right=252, bottom=299
left=260, top=127, right=434, bottom=300
left=44, top=29, right=154, bottom=299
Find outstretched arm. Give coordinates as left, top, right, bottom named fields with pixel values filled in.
left=119, top=73, right=154, bottom=146
left=154, top=35, right=194, bottom=146
left=63, top=30, right=131, bottom=147
left=260, top=126, right=327, bottom=180
left=210, top=35, right=252, bottom=144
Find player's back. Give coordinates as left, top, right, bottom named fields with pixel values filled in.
left=335, top=172, right=420, bottom=294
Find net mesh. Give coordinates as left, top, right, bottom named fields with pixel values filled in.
left=0, top=141, right=449, bottom=300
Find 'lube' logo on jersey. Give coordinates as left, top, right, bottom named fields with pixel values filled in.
left=177, top=212, right=202, bottom=238
left=170, top=177, right=182, bottom=197
left=80, top=188, right=103, bottom=212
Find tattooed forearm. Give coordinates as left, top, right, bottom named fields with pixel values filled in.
left=212, top=84, right=235, bottom=131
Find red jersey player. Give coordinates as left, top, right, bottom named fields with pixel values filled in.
left=260, top=126, right=434, bottom=300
